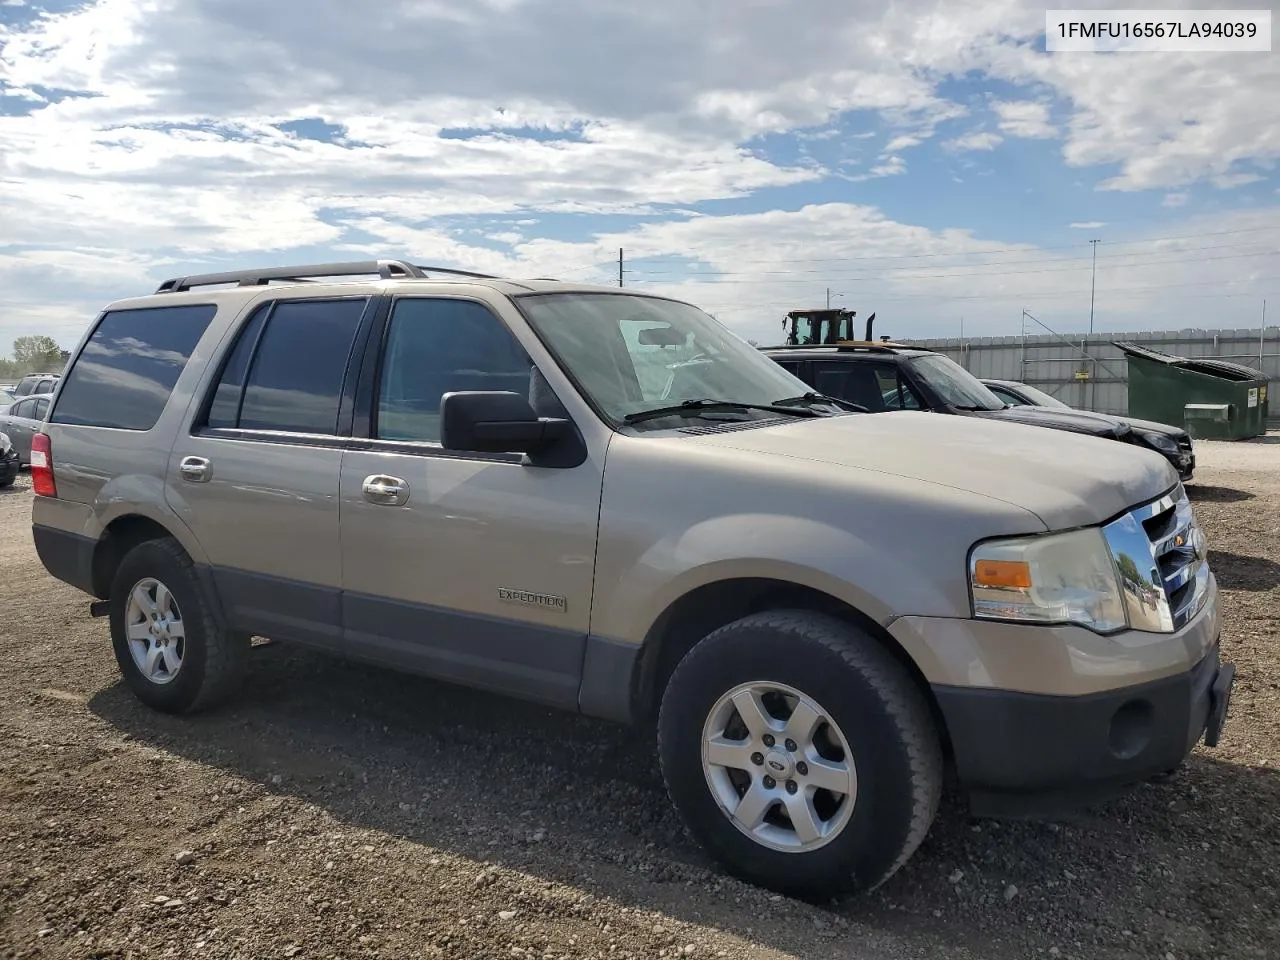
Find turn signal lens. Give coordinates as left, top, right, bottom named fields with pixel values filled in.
left=973, top=559, right=1031, bottom=589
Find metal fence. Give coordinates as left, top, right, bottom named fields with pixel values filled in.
left=900, top=327, right=1280, bottom=418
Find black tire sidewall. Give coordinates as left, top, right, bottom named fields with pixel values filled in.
left=109, top=541, right=211, bottom=714
left=659, top=616, right=931, bottom=896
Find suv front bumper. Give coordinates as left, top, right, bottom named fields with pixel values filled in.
left=890, top=573, right=1231, bottom=816
left=932, top=643, right=1233, bottom=816
left=0, top=450, right=19, bottom=485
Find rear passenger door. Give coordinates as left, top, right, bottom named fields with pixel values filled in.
left=1, top=398, right=38, bottom=460
left=337, top=295, right=604, bottom=708
left=169, top=295, right=376, bottom=652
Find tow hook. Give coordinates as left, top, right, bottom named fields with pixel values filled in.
left=89, top=600, right=110, bottom=618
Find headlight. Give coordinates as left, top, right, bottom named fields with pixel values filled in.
left=969, top=528, right=1127, bottom=633
left=0, top=432, right=11, bottom=455
left=1139, top=430, right=1179, bottom=455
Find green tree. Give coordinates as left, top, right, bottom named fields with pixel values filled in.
left=12, top=335, right=64, bottom=371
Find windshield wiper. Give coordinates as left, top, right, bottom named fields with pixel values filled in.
left=774, top=392, right=867, bottom=414
left=953, top=403, right=1000, bottom=412
left=622, top=398, right=822, bottom=425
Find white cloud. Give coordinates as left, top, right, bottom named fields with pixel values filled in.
left=991, top=99, right=1057, bottom=139
left=1069, top=221, right=1106, bottom=230
left=944, top=131, right=1003, bottom=152
left=1211, top=172, right=1265, bottom=189
left=0, top=0, right=1277, bottom=352
left=884, top=134, right=923, bottom=152
left=846, top=155, right=908, bottom=181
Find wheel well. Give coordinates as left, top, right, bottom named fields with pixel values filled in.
left=632, top=578, right=949, bottom=753
left=91, top=515, right=177, bottom=599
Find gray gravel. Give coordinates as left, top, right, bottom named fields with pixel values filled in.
left=1, top=438, right=1278, bottom=960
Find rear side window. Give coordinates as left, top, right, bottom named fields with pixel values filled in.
left=204, top=298, right=368, bottom=435
left=51, top=304, right=217, bottom=431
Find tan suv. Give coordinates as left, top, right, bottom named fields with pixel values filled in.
left=31, top=260, right=1234, bottom=897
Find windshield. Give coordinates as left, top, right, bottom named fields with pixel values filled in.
left=517, top=292, right=817, bottom=424
left=908, top=355, right=1007, bottom=411
left=1010, top=382, right=1071, bottom=409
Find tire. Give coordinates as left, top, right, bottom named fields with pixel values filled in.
left=657, top=609, right=943, bottom=899
left=108, top=537, right=248, bottom=714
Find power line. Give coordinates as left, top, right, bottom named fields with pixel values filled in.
left=614, top=223, right=1280, bottom=267
left=625, top=248, right=1279, bottom=285
left=628, top=236, right=1280, bottom=277
left=691, top=275, right=1280, bottom=311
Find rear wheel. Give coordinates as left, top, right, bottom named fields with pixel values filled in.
left=657, top=609, right=943, bottom=898
left=108, top=537, right=248, bottom=714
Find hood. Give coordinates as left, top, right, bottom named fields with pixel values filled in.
left=689, top=411, right=1176, bottom=531
left=977, top=405, right=1131, bottom=438
left=1107, top=414, right=1188, bottom=440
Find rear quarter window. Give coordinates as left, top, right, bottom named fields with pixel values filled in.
left=51, top=304, right=217, bottom=431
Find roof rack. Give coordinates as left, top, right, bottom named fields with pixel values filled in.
left=764, top=340, right=909, bottom=353
left=412, top=264, right=503, bottom=280
left=155, top=260, right=505, bottom=294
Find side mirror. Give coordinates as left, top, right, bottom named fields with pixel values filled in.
left=440, top=391, right=574, bottom=456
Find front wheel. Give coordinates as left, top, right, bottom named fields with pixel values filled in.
left=657, top=610, right=943, bottom=898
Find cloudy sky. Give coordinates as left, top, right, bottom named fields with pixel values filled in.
left=1, top=0, right=1277, bottom=353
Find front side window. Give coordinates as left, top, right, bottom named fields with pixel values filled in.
left=872, top=365, right=922, bottom=411
left=376, top=298, right=533, bottom=444
left=518, top=293, right=811, bottom=424
left=204, top=298, right=368, bottom=435
left=987, top=385, right=1024, bottom=406
left=908, top=355, right=1006, bottom=411
left=1011, top=383, right=1072, bottom=409
left=51, top=304, right=217, bottom=431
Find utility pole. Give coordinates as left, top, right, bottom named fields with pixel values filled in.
left=618, top=248, right=624, bottom=288
left=1262, top=299, right=1268, bottom=365
left=826, top=287, right=831, bottom=309
left=1088, top=239, right=1100, bottom=336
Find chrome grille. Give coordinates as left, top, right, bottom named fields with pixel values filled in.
left=1102, top=483, right=1210, bottom=633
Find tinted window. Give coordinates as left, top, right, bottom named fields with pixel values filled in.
left=987, top=386, right=1023, bottom=406
left=33, top=397, right=50, bottom=420
left=205, top=305, right=270, bottom=429
left=9, top=398, right=33, bottom=418
left=871, top=365, right=922, bottom=411
left=235, top=298, right=368, bottom=435
left=811, top=363, right=893, bottom=412
left=377, top=298, right=532, bottom=443
left=51, top=304, right=217, bottom=430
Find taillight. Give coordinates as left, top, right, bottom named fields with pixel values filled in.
left=30, top=432, right=56, bottom=498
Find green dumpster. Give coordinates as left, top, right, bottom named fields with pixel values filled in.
left=1113, top=341, right=1270, bottom=440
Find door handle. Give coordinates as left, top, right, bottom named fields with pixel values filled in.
left=362, top=474, right=409, bottom=506
left=179, top=456, right=211, bottom=483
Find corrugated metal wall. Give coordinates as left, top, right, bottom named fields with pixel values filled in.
left=900, top=328, right=1280, bottom=417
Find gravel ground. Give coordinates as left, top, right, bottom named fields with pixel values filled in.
left=1, top=439, right=1278, bottom=960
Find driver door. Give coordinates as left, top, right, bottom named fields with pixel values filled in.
left=338, top=295, right=605, bottom=709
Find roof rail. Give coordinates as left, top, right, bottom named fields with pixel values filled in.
left=154, top=260, right=429, bottom=293
left=412, top=265, right=503, bottom=280
left=763, top=340, right=908, bottom=353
